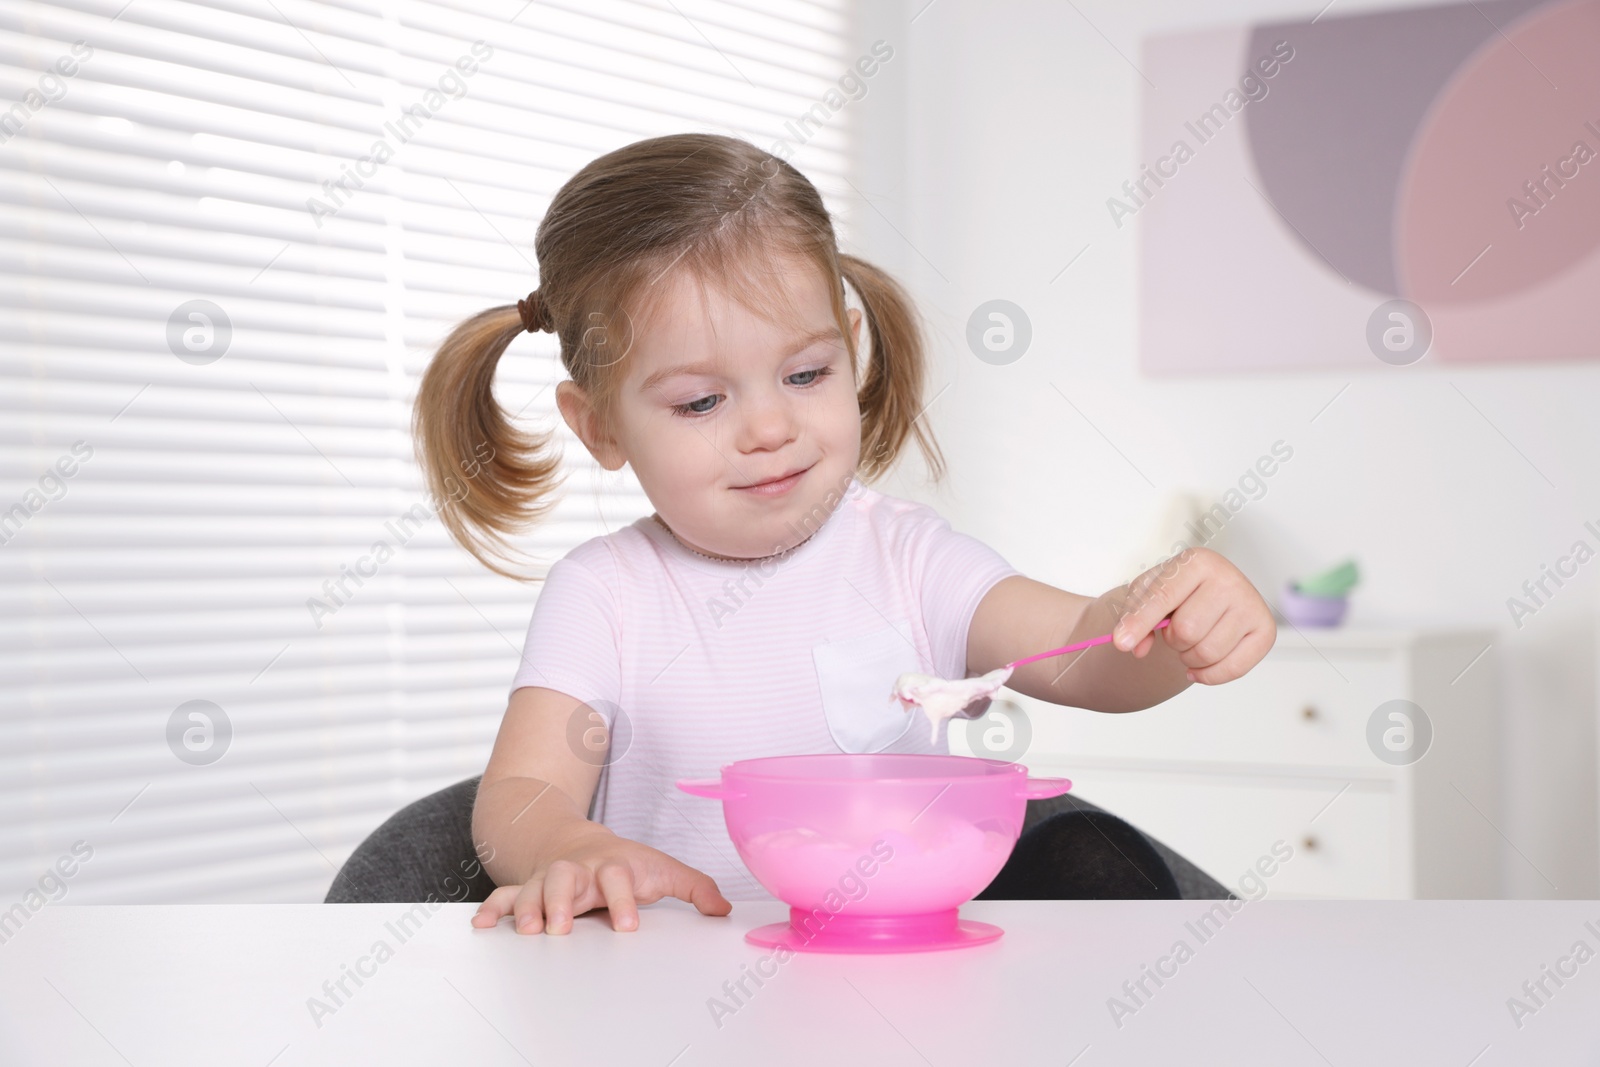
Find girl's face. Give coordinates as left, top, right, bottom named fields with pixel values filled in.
left=558, top=252, right=864, bottom=560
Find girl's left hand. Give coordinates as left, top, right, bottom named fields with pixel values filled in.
left=1110, top=547, right=1276, bottom=685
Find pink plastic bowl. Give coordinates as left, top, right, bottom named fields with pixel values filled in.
left=677, top=753, right=1072, bottom=953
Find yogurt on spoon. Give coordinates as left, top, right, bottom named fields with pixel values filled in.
left=892, top=667, right=1014, bottom=745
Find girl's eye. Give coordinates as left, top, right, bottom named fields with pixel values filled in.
left=672, top=394, right=721, bottom=417
left=787, top=366, right=832, bottom=387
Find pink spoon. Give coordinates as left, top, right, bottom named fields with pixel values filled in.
left=1006, top=616, right=1171, bottom=669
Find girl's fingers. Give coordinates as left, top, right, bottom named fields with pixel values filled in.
left=472, top=884, right=521, bottom=927
left=474, top=848, right=737, bottom=937
left=1163, top=595, right=1228, bottom=656
left=1188, top=627, right=1274, bottom=685
left=1115, top=549, right=1206, bottom=651
left=514, top=879, right=546, bottom=934
left=669, top=861, right=732, bottom=916
left=1181, top=606, right=1240, bottom=670
left=542, top=861, right=585, bottom=935
left=595, top=862, right=639, bottom=932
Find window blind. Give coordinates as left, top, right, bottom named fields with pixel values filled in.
left=0, top=0, right=857, bottom=905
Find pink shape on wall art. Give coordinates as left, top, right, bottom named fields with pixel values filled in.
left=1395, top=0, right=1600, bottom=362
left=1137, top=0, right=1600, bottom=373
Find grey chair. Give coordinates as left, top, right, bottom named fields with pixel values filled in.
left=325, top=775, right=1233, bottom=904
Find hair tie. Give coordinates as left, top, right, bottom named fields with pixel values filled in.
left=516, top=290, right=554, bottom=334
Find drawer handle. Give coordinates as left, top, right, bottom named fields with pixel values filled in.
left=1301, top=704, right=1319, bottom=722
left=1301, top=834, right=1319, bottom=852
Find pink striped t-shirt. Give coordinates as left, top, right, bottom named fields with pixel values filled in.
left=508, top=477, right=1020, bottom=901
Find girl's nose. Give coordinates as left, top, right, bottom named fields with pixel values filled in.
left=736, top=389, right=799, bottom=452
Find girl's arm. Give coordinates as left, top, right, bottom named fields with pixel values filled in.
left=471, top=686, right=731, bottom=933
left=966, top=547, right=1275, bottom=713
left=472, top=686, right=608, bottom=888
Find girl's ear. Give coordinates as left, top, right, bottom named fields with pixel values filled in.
left=555, top=381, right=627, bottom=471
left=848, top=307, right=863, bottom=377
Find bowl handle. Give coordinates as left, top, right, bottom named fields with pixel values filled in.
left=675, top=777, right=740, bottom=799
left=1022, top=775, right=1073, bottom=800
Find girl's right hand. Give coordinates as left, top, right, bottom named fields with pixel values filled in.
left=470, top=824, right=732, bottom=934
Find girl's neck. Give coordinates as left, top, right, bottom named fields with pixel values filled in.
left=650, top=513, right=819, bottom=563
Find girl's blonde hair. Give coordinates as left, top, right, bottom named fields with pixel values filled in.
left=413, top=132, right=945, bottom=579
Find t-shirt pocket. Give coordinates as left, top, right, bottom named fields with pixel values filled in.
left=812, top=617, right=925, bottom=754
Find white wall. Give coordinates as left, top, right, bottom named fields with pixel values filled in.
left=851, top=0, right=1599, bottom=898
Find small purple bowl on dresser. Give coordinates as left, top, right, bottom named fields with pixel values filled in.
left=1278, top=581, right=1348, bottom=627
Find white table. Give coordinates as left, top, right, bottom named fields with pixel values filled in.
left=1, top=899, right=1595, bottom=1064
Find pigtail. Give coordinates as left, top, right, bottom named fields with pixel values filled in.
left=840, top=254, right=947, bottom=483
left=412, top=304, right=565, bottom=581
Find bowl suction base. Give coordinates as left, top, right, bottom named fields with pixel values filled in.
left=745, top=906, right=1003, bottom=954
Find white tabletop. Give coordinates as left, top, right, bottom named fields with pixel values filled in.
left=1, top=899, right=1595, bottom=1064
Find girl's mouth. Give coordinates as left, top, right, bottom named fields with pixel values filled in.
left=734, top=464, right=812, bottom=497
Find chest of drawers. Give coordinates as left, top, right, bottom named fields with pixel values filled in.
left=953, top=628, right=1502, bottom=898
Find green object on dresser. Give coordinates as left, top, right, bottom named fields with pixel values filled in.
left=1294, top=558, right=1359, bottom=597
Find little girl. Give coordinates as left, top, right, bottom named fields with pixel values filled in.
left=412, top=133, right=1275, bottom=935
